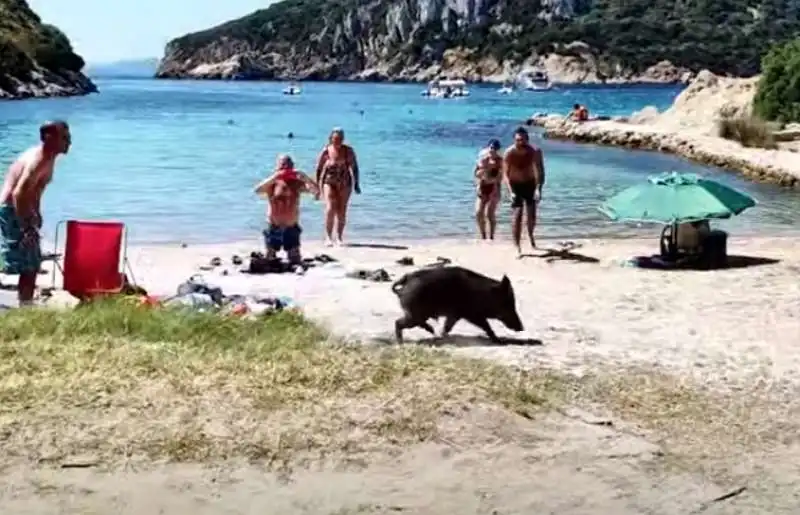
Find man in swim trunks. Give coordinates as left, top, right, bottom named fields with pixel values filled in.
left=503, top=126, right=545, bottom=254
left=474, top=138, right=503, bottom=240
left=0, top=120, right=71, bottom=306
left=254, top=154, right=319, bottom=265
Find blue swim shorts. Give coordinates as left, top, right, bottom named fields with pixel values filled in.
left=263, top=224, right=302, bottom=252
left=0, top=203, right=42, bottom=275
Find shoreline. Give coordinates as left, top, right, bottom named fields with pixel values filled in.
left=150, top=75, right=690, bottom=87
left=529, top=117, right=800, bottom=188
left=80, top=224, right=800, bottom=248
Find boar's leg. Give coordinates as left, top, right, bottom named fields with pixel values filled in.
left=395, top=315, right=435, bottom=343
left=441, top=315, right=460, bottom=338
left=466, top=316, right=500, bottom=343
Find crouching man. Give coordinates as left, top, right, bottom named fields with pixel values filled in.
left=254, top=154, right=319, bottom=265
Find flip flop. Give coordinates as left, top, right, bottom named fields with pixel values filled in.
left=231, top=255, right=243, bottom=265
left=396, top=256, right=414, bottom=266
left=210, top=257, right=222, bottom=267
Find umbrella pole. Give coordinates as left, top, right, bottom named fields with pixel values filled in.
left=672, top=222, right=678, bottom=257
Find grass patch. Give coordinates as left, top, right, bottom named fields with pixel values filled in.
left=717, top=115, right=778, bottom=149
left=0, top=300, right=566, bottom=470
left=0, top=300, right=794, bottom=477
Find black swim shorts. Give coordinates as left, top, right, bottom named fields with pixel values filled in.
left=509, top=180, right=537, bottom=208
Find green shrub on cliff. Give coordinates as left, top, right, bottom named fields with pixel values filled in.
left=753, top=39, right=800, bottom=123
left=717, top=116, right=777, bottom=149
left=0, top=0, right=85, bottom=75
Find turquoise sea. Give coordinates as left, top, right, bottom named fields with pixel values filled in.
left=0, top=79, right=798, bottom=244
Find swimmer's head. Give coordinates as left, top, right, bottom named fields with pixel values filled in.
left=329, top=127, right=345, bottom=145
left=276, top=154, right=294, bottom=170
left=487, top=139, right=501, bottom=151
left=513, top=127, right=529, bottom=147
left=40, top=120, right=71, bottom=154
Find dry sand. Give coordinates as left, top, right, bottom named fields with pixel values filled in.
left=5, top=235, right=800, bottom=514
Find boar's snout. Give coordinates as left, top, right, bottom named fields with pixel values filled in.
left=502, top=311, right=524, bottom=332
left=496, top=275, right=523, bottom=332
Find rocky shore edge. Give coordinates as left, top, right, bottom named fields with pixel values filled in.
left=528, top=116, right=799, bottom=188
left=0, top=68, right=98, bottom=101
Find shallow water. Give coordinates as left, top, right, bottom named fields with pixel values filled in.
left=0, top=79, right=797, bottom=244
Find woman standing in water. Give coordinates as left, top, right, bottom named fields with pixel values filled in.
left=474, top=139, right=503, bottom=240
left=315, top=127, right=361, bottom=246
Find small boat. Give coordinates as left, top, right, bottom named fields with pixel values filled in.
left=421, top=79, right=470, bottom=98
left=497, top=82, right=515, bottom=94
left=520, top=69, right=553, bottom=91
left=282, top=82, right=302, bottom=95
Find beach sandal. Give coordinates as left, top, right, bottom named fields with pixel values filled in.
left=367, top=269, right=391, bottom=282
left=423, top=256, right=452, bottom=268
left=396, top=256, right=414, bottom=266
left=210, top=257, right=222, bottom=267
left=314, top=253, right=337, bottom=264
left=231, top=255, right=243, bottom=265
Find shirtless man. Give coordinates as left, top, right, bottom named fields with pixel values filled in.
left=0, top=121, right=71, bottom=305
left=254, top=154, right=319, bottom=265
left=503, top=127, right=545, bottom=254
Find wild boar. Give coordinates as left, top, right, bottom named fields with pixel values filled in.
left=390, top=266, right=524, bottom=343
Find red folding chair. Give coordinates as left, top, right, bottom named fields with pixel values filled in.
left=50, top=220, right=136, bottom=301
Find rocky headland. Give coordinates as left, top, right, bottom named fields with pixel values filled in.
left=155, top=0, right=799, bottom=84
left=528, top=71, right=800, bottom=187
left=0, top=0, right=96, bottom=100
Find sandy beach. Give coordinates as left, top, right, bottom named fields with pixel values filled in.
left=2, top=234, right=800, bottom=513
left=107, top=236, right=800, bottom=388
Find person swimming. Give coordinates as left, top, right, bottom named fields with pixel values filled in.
left=474, top=138, right=503, bottom=240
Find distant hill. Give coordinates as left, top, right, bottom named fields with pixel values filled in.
left=86, top=58, right=159, bottom=78
left=155, top=0, right=800, bottom=84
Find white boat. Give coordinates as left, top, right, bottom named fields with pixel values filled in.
left=497, top=82, right=515, bottom=94
left=421, top=79, right=470, bottom=98
left=282, top=82, right=302, bottom=95
left=520, top=70, right=553, bottom=91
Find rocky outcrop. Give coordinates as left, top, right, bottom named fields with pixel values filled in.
left=156, top=0, right=798, bottom=84
left=527, top=71, right=800, bottom=188
left=0, top=0, right=97, bottom=100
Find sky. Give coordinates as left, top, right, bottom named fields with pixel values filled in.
left=27, top=0, right=277, bottom=64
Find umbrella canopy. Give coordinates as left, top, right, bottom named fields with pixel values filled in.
left=598, top=172, right=757, bottom=224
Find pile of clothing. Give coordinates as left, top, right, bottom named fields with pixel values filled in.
left=162, top=275, right=296, bottom=316
left=242, top=252, right=338, bottom=275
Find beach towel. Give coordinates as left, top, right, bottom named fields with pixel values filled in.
left=0, top=203, right=41, bottom=275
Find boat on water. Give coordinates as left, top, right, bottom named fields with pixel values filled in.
left=497, top=81, right=515, bottom=94
left=520, top=70, right=553, bottom=91
left=421, top=79, right=470, bottom=98
left=282, top=82, right=302, bottom=95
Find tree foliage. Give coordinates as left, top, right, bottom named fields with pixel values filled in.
left=168, top=0, right=800, bottom=77
left=753, top=38, right=800, bottom=123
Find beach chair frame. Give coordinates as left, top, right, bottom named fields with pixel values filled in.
left=49, top=219, right=137, bottom=298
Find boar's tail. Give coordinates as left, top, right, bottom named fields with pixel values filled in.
left=390, top=274, right=408, bottom=295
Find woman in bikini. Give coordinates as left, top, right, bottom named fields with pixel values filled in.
left=474, top=138, right=503, bottom=240
left=315, top=127, right=361, bottom=246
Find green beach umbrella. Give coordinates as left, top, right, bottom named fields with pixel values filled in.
left=598, top=172, right=757, bottom=224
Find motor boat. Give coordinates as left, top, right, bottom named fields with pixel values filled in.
left=282, top=82, right=302, bottom=95
left=421, top=79, right=470, bottom=98
left=519, top=70, right=553, bottom=91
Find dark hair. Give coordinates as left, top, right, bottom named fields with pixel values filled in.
left=514, top=127, right=529, bottom=139
left=40, top=120, right=68, bottom=141
left=573, top=103, right=580, bottom=110
left=487, top=138, right=501, bottom=150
